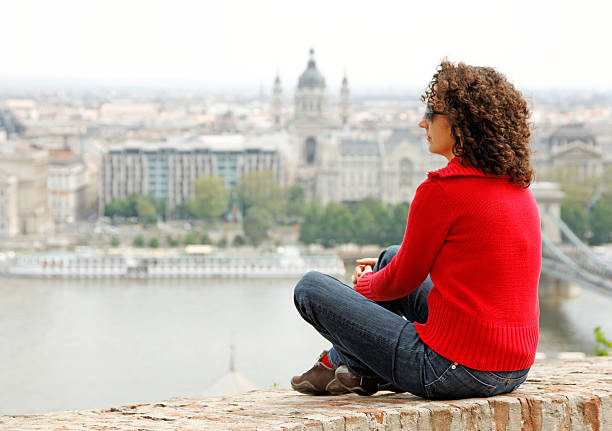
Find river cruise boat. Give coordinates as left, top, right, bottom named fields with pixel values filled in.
left=0, top=247, right=345, bottom=279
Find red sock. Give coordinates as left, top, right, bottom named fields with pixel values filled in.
left=320, top=352, right=333, bottom=368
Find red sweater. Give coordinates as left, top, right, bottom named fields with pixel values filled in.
left=355, top=157, right=541, bottom=371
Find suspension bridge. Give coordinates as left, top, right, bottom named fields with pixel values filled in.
left=532, top=182, right=612, bottom=297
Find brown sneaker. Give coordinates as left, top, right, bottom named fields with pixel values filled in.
left=334, top=365, right=379, bottom=396
left=290, top=351, right=349, bottom=395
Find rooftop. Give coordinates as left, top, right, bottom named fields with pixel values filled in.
left=108, top=133, right=289, bottom=153
left=549, top=122, right=598, bottom=145
left=0, top=140, right=47, bottom=158
left=340, top=139, right=380, bottom=157
left=297, top=49, right=326, bottom=90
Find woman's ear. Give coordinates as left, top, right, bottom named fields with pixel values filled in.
left=452, top=126, right=463, bottom=154
left=452, top=126, right=462, bottom=142
left=453, top=126, right=461, bottom=139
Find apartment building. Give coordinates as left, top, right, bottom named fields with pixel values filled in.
left=100, top=134, right=288, bottom=215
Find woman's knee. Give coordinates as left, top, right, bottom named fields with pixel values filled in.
left=377, top=245, right=401, bottom=269
left=385, top=245, right=401, bottom=256
left=294, top=270, right=327, bottom=305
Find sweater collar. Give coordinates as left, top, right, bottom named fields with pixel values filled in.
left=428, top=157, right=507, bottom=179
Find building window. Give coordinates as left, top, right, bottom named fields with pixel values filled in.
left=305, top=137, right=316, bottom=165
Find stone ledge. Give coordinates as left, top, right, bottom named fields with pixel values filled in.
left=2, top=357, right=612, bottom=430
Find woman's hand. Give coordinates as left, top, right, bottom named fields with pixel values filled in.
left=351, top=258, right=377, bottom=286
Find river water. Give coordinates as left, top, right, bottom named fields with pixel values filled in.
left=1, top=275, right=611, bottom=415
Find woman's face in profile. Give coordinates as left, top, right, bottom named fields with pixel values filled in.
left=418, top=106, right=456, bottom=161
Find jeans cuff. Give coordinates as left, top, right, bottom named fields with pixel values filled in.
left=327, top=346, right=341, bottom=368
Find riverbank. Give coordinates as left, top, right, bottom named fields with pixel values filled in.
left=2, top=356, right=611, bottom=430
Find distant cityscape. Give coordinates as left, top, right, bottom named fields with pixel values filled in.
left=1, top=49, right=611, bottom=249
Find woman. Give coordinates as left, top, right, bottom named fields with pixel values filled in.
left=291, top=60, right=541, bottom=399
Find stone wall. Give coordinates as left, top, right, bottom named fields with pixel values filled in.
left=2, top=356, right=611, bottom=430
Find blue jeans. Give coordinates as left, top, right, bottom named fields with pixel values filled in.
left=294, top=245, right=530, bottom=399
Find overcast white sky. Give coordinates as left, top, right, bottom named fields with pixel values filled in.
left=1, top=0, right=611, bottom=91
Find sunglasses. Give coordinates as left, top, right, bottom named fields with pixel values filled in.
left=424, top=104, right=446, bottom=124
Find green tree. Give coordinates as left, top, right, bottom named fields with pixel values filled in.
left=188, top=175, right=228, bottom=220
left=236, top=171, right=284, bottom=215
left=111, top=236, right=120, bottom=247
left=284, top=184, right=306, bottom=219
left=136, top=196, right=157, bottom=225
left=352, top=206, right=378, bottom=246
left=104, top=194, right=164, bottom=222
left=167, top=235, right=179, bottom=247
left=299, top=202, right=323, bottom=245
left=125, top=195, right=139, bottom=217
left=386, top=203, right=410, bottom=244
left=133, top=235, right=145, bottom=247
left=104, top=198, right=128, bottom=218
left=545, top=166, right=600, bottom=205
left=243, top=206, right=274, bottom=246
left=589, top=193, right=612, bottom=245
left=232, top=234, right=246, bottom=246
left=216, top=237, right=228, bottom=248
left=297, top=199, right=409, bottom=247
left=561, top=201, right=589, bottom=241
left=173, top=203, right=193, bottom=219
left=345, top=198, right=394, bottom=246
left=184, top=231, right=198, bottom=246
left=149, top=237, right=159, bottom=248
left=149, top=195, right=166, bottom=219
left=355, top=197, right=389, bottom=222
left=200, top=232, right=212, bottom=244
left=320, top=203, right=354, bottom=248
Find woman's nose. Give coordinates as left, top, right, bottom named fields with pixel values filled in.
left=418, top=117, right=427, bottom=129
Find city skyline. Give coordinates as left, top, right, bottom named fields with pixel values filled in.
left=1, top=0, right=611, bottom=92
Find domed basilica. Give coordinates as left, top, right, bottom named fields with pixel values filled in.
left=271, top=49, right=445, bottom=205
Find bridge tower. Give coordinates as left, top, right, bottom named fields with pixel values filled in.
left=531, top=182, right=583, bottom=297
left=531, top=182, right=565, bottom=244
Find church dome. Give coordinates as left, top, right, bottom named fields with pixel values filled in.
left=298, top=49, right=326, bottom=89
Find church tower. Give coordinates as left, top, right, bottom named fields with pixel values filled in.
left=271, top=73, right=283, bottom=128
left=294, top=48, right=329, bottom=165
left=293, top=48, right=330, bottom=200
left=295, top=48, right=328, bottom=125
left=340, top=72, right=350, bottom=127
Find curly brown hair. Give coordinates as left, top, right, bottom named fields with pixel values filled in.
left=422, top=60, right=534, bottom=187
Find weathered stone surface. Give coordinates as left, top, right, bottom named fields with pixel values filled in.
left=2, top=357, right=612, bottom=430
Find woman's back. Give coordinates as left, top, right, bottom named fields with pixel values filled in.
left=416, top=162, right=541, bottom=371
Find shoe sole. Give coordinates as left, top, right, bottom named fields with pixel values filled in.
left=291, top=380, right=327, bottom=395
left=338, top=384, right=377, bottom=396
left=335, top=370, right=378, bottom=396
left=291, top=378, right=349, bottom=395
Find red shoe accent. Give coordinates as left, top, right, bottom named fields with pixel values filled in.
left=320, top=352, right=333, bottom=368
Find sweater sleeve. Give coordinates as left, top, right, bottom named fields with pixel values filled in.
left=355, top=180, right=452, bottom=301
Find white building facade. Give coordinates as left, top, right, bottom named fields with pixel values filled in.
left=48, top=159, right=95, bottom=224
left=0, top=170, right=19, bottom=238
left=0, top=143, right=54, bottom=235
left=312, top=130, right=444, bottom=206
left=546, top=123, right=604, bottom=180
